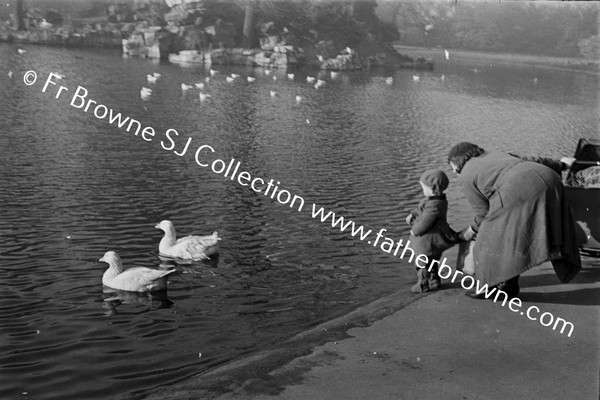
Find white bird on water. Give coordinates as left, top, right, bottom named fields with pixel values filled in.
left=153, top=72, right=161, bottom=78
left=444, top=49, right=450, bottom=60
left=270, top=90, right=277, bottom=97
left=147, top=74, right=158, bottom=84
left=8, top=70, right=13, bottom=78
left=385, top=77, right=393, bottom=85
left=247, top=76, right=256, bottom=82
left=226, top=76, right=234, bottom=83
left=99, top=251, right=176, bottom=292
left=205, top=77, right=211, bottom=83
left=17, top=48, right=26, bottom=55
left=412, top=75, right=420, bottom=82
left=306, top=76, right=315, bottom=84
left=209, top=69, right=218, bottom=77
left=199, top=92, right=210, bottom=101
left=330, top=71, right=339, bottom=79
left=155, top=220, right=220, bottom=261
left=295, top=95, right=303, bottom=103
left=287, top=73, right=295, bottom=80
left=140, top=87, right=152, bottom=100
left=181, top=83, right=193, bottom=91
left=195, top=82, right=204, bottom=89
left=230, top=73, right=240, bottom=79
left=264, top=69, right=271, bottom=76
left=314, top=79, right=326, bottom=89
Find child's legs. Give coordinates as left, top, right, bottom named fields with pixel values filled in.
left=428, top=257, right=442, bottom=290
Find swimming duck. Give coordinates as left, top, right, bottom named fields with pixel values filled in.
left=306, top=76, right=315, bottom=84
left=99, top=251, right=176, bottom=292
left=247, top=76, right=256, bottom=83
left=385, top=77, right=393, bottom=85
left=195, top=82, right=204, bottom=89
left=155, top=220, right=220, bottom=261
left=147, top=74, right=158, bottom=84
left=287, top=73, right=295, bottom=80
left=199, top=92, right=210, bottom=101
left=140, top=87, right=152, bottom=100
left=181, top=83, right=193, bottom=91
left=314, top=79, right=326, bottom=89
left=226, top=76, right=234, bottom=83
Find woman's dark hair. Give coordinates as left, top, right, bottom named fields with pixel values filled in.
left=447, top=142, right=485, bottom=173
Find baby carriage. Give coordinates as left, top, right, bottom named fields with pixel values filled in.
left=564, top=137, right=600, bottom=256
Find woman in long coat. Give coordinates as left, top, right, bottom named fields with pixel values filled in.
left=448, top=142, right=581, bottom=298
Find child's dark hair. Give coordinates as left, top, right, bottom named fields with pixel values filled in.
left=447, top=142, right=485, bottom=173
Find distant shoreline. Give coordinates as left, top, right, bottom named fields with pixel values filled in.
left=393, top=44, right=600, bottom=74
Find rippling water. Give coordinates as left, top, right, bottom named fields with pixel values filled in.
left=0, top=43, right=598, bottom=400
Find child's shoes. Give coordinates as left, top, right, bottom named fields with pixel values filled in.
left=428, top=274, right=442, bottom=290
left=411, top=269, right=430, bottom=293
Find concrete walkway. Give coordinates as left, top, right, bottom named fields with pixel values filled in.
left=149, top=257, right=599, bottom=400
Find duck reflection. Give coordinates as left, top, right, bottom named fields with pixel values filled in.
left=102, top=286, right=173, bottom=316
left=156, top=252, right=220, bottom=269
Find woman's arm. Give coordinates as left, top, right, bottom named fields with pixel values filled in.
left=509, top=154, right=566, bottom=175
left=462, top=179, right=489, bottom=232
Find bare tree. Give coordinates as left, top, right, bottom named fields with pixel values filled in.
left=16, top=0, right=26, bottom=31
left=242, top=0, right=257, bottom=49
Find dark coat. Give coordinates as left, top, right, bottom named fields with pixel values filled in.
left=409, top=195, right=457, bottom=260
left=460, top=151, right=581, bottom=286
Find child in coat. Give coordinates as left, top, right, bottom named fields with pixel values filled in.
left=406, top=169, right=458, bottom=293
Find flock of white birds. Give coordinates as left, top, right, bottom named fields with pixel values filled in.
left=138, top=66, right=404, bottom=104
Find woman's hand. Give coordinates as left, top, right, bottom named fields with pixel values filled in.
left=560, top=157, right=576, bottom=170
left=459, top=226, right=477, bottom=241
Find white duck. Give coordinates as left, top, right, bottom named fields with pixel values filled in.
left=100, top=251, right=176, bottom=292
left=140, top=87, right=152, bottom=100
left=155, top=220, right=220, bottom=261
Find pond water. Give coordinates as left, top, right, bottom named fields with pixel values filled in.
left=0, top=44, right=597, bottom=400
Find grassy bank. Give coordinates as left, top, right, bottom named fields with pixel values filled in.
left=393, top=44, right=599, bottom=74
